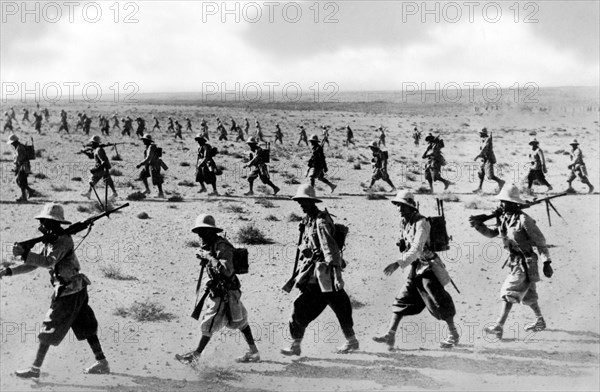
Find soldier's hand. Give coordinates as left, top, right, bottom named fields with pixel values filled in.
left=543, top=261, right=553, bottom=278
left=334, top=274, right=344, bottom=291
left=543, top=167, right=548, bottom=174
left=384, top=262, right=400, bottom=276
left=298, top=222, right=305, bottom=231
left=135, top=164, right=141, bottom=169
left=12, top=243, right=25, bottom=257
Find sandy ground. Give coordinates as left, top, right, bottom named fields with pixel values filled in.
left=1, top=91, right=599, bottom=391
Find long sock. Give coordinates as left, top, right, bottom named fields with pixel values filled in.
left=240, top=325, right=258, bottom=353
left=32, top=343, right=50, bottom=368
left=529, top=302, right=543, bottom=318
left=497, top=302, right=513, bottom=326
left=387, top=313, right=402, bottom=335
left=87, top=335, right=106, bottom=361
left=196, top=335, right=211, bottom=354
left=446, top=317, right=458, bottom=335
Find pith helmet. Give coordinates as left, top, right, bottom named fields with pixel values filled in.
left=191, top=214, right=223, bottom=233
left=479, top=127, right=489, bottom=137
left=246, top=136, right=258, bottom=145
left=308, top=134, right=319, bottom=143
left=141, top=134, right=154, bottom=142
left=570, top=139, right=579, bottom=145
left=291, top=184, right=322, bottom=203
left=528, top=138, right=539, bottom=145
left=194, top=133, right=206, bottom=142
left=368, top=140, right=379, bottom=149
left=6, top=134, right=18, bottom=144
left=391, top=190, right=417, bottom=209
left=495, top=184, right=526, bottom=205
left=425, top=133, right=435, bottom=143
left=34, top=203, right=71, bottom=224
left=88, top=135, right=101, bottom=144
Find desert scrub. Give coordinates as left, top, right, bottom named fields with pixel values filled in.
left=236, top=224, right=272, bottom=244
left=114, top=300, right=175, bottom=322
left=100, top=264, right=137, bottom=281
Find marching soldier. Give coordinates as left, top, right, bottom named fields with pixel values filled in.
left=378, top=126, right=386, bottom=147
left=474, top=127, right=505, bottom=193
left=135, top=117, right=146, bottom=138
left=136, top=134, right=165, bottom=198
left=244, top=118, right=250, bottom=136
left=413, top=127, right=421, bottom=146
left=186, top=117, right=193, bottom=132
left=345, top=125, right=355, bottom=147
left=111, top=114, right=120, bottom=131
left=469, top=184, right=553, bottom=339
left=58, top=110, right=69, bottom=133
left=321, top=126, right=330, bottom=146
left=122, top=117, right=133, bottom=137
left=99, top=115, right=110, bottom=136
left=229, top=117, right=237, bottom=134
left=33, top=111, right=43, bottom=134
left=22, top=108, right=31, bottom=123
left=281, top=184, right=359, bottom=356
left=367, top=141, right=396, bottom=192
left=7, top=134, right=36, bottom=202
left=167, top=116, right=175, bottom=133
left=43, top=108, right=50, bottom=122
left=152, top=116, right=161, bottom=132
left=0, top=203, right=110, bottom=378
left=80, top=135, right=118, bottom=201
left=9, top=107, right=17, bottom=122
left=243, top=137, right=280, bottom=196
left=307, top=135, right=336, bottom=192
left=566, top=139, right=594, bottom=194
left=373, top=190, right=459, bottom=350
left=174, top=120, right=183, bottom=139
left=255, top=121, right=264, bottom=142
left=194, top=134, right=219, bottom=195
left=176, top=215, right=260, bottom=364
left=423, top=134, right=451, bottom=192
left=235, top=125, right=246, bottom=142
left=217, top=119, right=227, bottom=141
left=274, top=123, right=284, bottom=144
left=526, top=138, right=552, bottom=194
left=83, top=115, right=92, bottom=135
left=75, top=113, right=84, bottom=132
left=297, top=125, right=308, bottom=146
left=201, top=118, right=209, bottom=139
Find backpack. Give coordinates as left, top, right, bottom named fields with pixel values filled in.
left=210, top=146, right=219, bottom=157
left=214, top=238, right=249, bottom=275
left=258, top=143, right=270, bottom=163
left=24, top=138, right=36, bottom=160
left=426, top=199, right=451, bottom=252
left=322, top=209, right=349, bottom=268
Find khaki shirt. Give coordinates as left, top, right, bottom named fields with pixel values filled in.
left=476, top=136, right=496, bottom=164
left=397, top=212, right=437, bottom=277
left=13, top=142, right=30, bottom=174
left=529, top=148, right=546, bottom=171
left=570, top=147, right=585, bottom=168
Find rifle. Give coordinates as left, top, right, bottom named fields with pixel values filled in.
left=16, top=203, right=130, bottom=257
left=191, top=255, right=207, bottom=320
left=282, top=224, right=306, bottom=293
left=77, top=143, right=125, bottom=155
left=469, top=192, right=568, bottom=227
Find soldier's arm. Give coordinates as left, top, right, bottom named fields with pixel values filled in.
left=97, top=148, right=110, bottom=169
left=522, top=214, right=550, bottom=262
left=471, top=221, right=499, bottom=238
left=24, top=236, right=71, bottom=268
left=316, top=217, right=342, bottom=267
left=397, top=218, right=430, bottom=269
left=211, top=243, right=235, bottom=277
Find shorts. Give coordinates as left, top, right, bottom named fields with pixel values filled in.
left=140, top=166, right=163, bottom=185
left=308, top=167, right=326, bottom=181
left=372, top=168, right=390, bottom=182
left=248, top=165, right=270, bottom=183
left=89, top=168, right=113, bottom=187
left=196, top=165, right=216, bottom=184
left=200, top=290, right=248, bottom=337
left=500, top=263, right=538, bottom=305
left=39, top=288, right=99, bottom=346
left=478, top=161, right=496, bottom=179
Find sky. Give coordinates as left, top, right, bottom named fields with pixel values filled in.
left=1, top=0, right=599, bottom=98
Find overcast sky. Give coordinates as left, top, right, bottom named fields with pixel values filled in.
left=1, top=1, right=599, bottom=97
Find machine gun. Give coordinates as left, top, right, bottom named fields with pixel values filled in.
left=77, top=143, right=126, bottom=155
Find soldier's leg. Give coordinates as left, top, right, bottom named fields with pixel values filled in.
left=475, top=163, right=485, bottom=191
left=318, top=172, right=336, bottom=192
left=488, top=163, right=504, bottom=188
left=325, top=289, right=359, bottom=352
left=141, top=177, right=151, bottom=194
left=246, top=171, right=258, bottom=195
left=425, top=168, right=434, bottom=190
left=283, top=289, right=328, bottom=355
left=434, top=170, right=451, bottom=189
left=418, top=272, right=459, bottom=347
left=105, top=175, right=118, bottom=196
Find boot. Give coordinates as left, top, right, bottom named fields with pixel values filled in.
left=524, top=317, right=546, bottom=332
left=15, top=367, right=40, bottom=379
left=272, top=186, right=280, bottom=196
left=484, top=325, right=503, bottom=339
left=83, top=359, right=110, bottom=374
left=588, top=183, right=595, bottom=194
left=175, top=351, right=201, bottom=364
left=157, top=191, right=165, bottom=198
left=235, top=351, right=260, bottom=363
left=336, top=337, right=359, bottom=354
left=280, top=341, right=301, bottom=356
left=372, top=332, right=395, bottom=351
left=329, top=184, right=337, bottom=193
left=440, top=332, right=460, bottom=349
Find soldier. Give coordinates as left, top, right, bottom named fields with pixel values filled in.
left=243, top=137, right=280, bottom=196
left=75, top=113, right=84, bottom=132
left=1, top=203, right=110, bottom=378
left=413, top=127, right=421, bottom=146
left=135, top=117, right=146, bottom=138
left=152, top=116, right=161, bottom=132
left=526, top=138, right=552, bottom=194
left=194, top=134, right=219, bottom=195
left=345, top=125, right=355, bottom=147
left=281, top=184, right=359, bottom=356
left=174, top=120, right=184, bottom=139
left=4, top=112, right=14, bottom=132
left=99, top=115, right=110, bottom=136
left=7, top=134, right=36, bottom=202
left=469, top=184, right=553, bottom=339
left=167, top=116, right=175, bottom=133
left=255, top=122, right=264, bottom=142
left=201, top=118, right=209, bottom=139
left=83, top=115, right=92, bottom=135
left=307, top=135, right=336, bottom=192
left=229, top=117, right=237, bottom=134
left=321, top=126, right=330, bottom=146
left=367, top=141, right=396, bottom=192
left=244, top=118, right=250, bottom=136
left=422, top=134, right=451, bottom=192
left=176, top=214, right=260, bottom=365
left=58, top=110, right=69, bottom=133
left=136, top=134, right=165, bottom=198
left=122, top=117, right=133, bottom=137
left=274, top=123, right=284, bottom=144
left=33, top=112, right=43, bottom=134
left=9, top=106, right=17, bottom=122
left=217, top=120, right=227, bottom=141
left=373, top=190, right=459, bottom=350
left=186, top=117, right=193, bottom=132
left=22, top=108, right=31, bottom=123
left=111, top=114, right=120, bottom=131
left=43, top=108, right=50, bottom=122
left=235, top=125, right=246, bottom=142
left=80, top=135, right=118, bottom=201
left=378, top=126, right=386, bottom=147
left=474, top=127, right=505, bottom=193
left=566, top=139, right=594, bottom=194
left=297, top=125, right=308, bottom=146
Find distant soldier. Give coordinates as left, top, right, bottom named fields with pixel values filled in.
left=473, top=128, right=504, bottom=193
left=7, top=134, right=36, bottom=202
left=281, top=184, right=359, bottom=356
left=274, top=123, right=284, bottom=144
left=83, top=115, right=92, bottom=135
left=217, top=120, right=227, bottom=141
left=33, top=112, right=43, bottom=134
left=422, top=134, right=451, bottom=192
left=373, top=190, right=459, bottom=350
left=22, top=108, right=31, bottom=123
left=321, top=126, right=330, bottom=146
left=345, top=125, right=355, bottom=147
left=244, top=118, right=250, bottom=136
left=152, top=116, right=161, bottom=132
left=111, top=114, right=120, bottom=131
left=526, top=138, right=552, bottom=194
left=297, top=125, right=308, bottom=146
left=80, top=135, right=118, bottom=201
left=243, top=137, right=280, bottom=196
left=378, top=126, right=386, bottom=147
left=413, top=127, right=421, bottom=146
left=136, top=134, right=165, bottom=198
left=121, top=117, right=133, bottom=137
left=470, top=184, right=554, bottom=339
left=75, top=113, right=84, bottom=132
left=201, top=119, right=210, bottom=140
left=186, top=117, right=193, bottom=132
left=367, top=141, right=396, bottom=192
left=167, top=117, right=174, bottom=133
left=307, top=134, right=336, bottom=192
left=43, top=108, right=50, bottom=122
left=194, top=134, right=219, bottom=195
left=99, top=115, right=110, bottom=136
left=1, top=203, right=110, bottom=379
left=254, top=122, right=264, bottom=142
left=4, top=112, right=14, bottom=132
left=135, top=117, right=146, bottom=138
left=229, top=117, right=237, bottom=134
left=235, top=125, right=246, bottom=142
left=176, top=215, right=260, bottom=365
left=566, top=139, right=594, bottom=194
left=9, top=107, right=17, bottom=122
left=58, top=110, right=69, bottom=133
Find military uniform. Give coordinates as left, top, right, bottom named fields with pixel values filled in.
left=567, top=139, right=594, bottom=193
left=527, top=140, right=552, bottom=191
left=244, top=138, right=279, bottom=195
left=58, top=111, right=69, bottom=133
left=368, top=142, right=396, bottom=191
left=297, top=127, right=308, bottom=146
left=274, top=124, right=283, bottom=144
left=135, top=117, right=146, bottom=138
left=4, top=114, right=14, bottom=132
left=423, top=137, right=450, bottom=191
left=33, top=112, right=43, bottom=133
left=195, top=138, right=218, bottom=193
left=137, top=135, right=165, bottom=197
left=10, top=137, right=33, bottom=201
left=345, top=126, right=355, bottom=146
left=474, top=128, right=504, bottom=192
